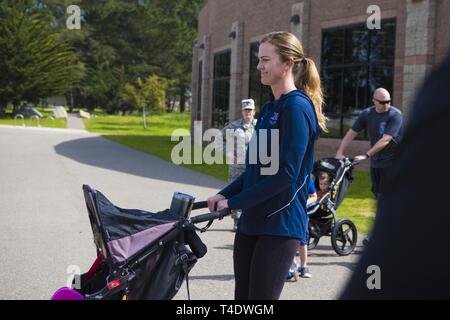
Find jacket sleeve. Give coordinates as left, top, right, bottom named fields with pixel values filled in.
left=226, top=103, right=312, bottom=211
left=218, top=173, right=244, bottom=199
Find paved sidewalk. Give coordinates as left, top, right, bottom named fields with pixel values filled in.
left=67, top=113, right=85, bottom=130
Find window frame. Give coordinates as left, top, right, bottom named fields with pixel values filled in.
left=212, top=49, right=232, bottom=128
left=321, top=19, right=397, bottom=139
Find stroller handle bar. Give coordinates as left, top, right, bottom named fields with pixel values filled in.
left=349, top=158, right=361, bottom=166
left=189, top=201, right=231, bottom=224
left=192, top=201, right=208, bottom=210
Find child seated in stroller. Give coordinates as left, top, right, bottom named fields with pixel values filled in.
left=306, top=171, right=331, bottom=210
left=316, top=171, right=331, bottom=201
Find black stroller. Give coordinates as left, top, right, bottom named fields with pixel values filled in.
left=307, top=157, right=358, bottom=256
left=51, top=185, right=230, bottom=300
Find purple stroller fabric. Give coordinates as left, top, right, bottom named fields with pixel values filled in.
left=107, top=222, right=177, bottom=264
left=51, top=287, right=85, bottom=300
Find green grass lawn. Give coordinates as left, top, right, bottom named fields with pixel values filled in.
left=336, top=170, right=376, bottom=235
left=84, top=112, right=376, bottom=235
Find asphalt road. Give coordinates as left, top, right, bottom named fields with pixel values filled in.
left=0, top=125, right=364, bottom=300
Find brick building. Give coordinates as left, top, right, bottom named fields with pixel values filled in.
left=191, top=0, right=450, bottom=161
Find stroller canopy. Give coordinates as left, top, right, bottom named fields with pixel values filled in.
left=314, top=157, right=345, bottom=179
left=83, top=185, right=182, bottom=266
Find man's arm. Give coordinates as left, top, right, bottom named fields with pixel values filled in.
left=354, top=134, right=393, bottom=161
left=364, top=110, right=403, bottom=157
left=336, top=129, right=359, bottom=159
left=367, top=134, right=393, bottom=156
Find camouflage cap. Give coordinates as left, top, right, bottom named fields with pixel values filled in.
left=241, top=99, right=255, bottom=110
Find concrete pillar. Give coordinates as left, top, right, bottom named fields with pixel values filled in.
left=200, top=34, right=212, bottom=132
left=229, top=21, right=244, bottom=122
left=403, top=0, right=436, bottom=115
left=291, top=1, right=310, bottom=55
left=190, top=45, right=200, bottom=136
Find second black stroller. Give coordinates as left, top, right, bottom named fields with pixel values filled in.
left=307, top=157, right=358, bottom=256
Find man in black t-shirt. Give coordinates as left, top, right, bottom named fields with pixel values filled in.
left=336, top=88, right=403, bottom=245
left=336, top=88, right=403, bottom=199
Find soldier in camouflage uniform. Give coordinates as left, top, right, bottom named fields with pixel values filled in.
left=220, top=99, right=257, bottom=231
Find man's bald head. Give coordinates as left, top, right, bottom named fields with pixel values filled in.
left=373, top=88, right=391, bottom=101
left=373, top=88, right=392, bottom=112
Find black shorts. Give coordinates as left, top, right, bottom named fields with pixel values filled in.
left=370, top=167, right=391, bottom=199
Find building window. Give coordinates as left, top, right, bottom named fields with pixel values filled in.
left=321, top=19, right=396, bottom=138
left=212, top=49, right=231, bottom=128
left=249, top=42, right=272, bottom=113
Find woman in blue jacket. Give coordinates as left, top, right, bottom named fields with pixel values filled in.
left=208, top=31, right=327, bottom=300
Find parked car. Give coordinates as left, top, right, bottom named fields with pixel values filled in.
left=13, top=104, right=43, bottom=118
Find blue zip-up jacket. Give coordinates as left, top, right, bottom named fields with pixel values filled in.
left=218, top=89, right=320, bottom=242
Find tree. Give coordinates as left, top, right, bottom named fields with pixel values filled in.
left=0, top=0, right=84, bottom=115
left=0, top=0, right=206, bottom=115
left=122, top=74, right=170, bottom=128
left=78, top=0, right=204, bottom=113
left=145, top=0, right=205, bottom=112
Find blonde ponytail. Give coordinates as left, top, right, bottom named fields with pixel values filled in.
left=260, top=31, right=328, bottom=132
left=295, top=57, right=327, bottom=132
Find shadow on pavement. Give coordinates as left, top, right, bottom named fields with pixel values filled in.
left=54, top=136, right=225, bottom=189
left=212, top=244, right=234, bottom=251
left=206, top=229, right=235, bottom=233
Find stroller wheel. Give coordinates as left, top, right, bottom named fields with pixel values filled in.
left=307, top=220, right=321, bottom=250
left=331, top=219, right=357, bottom=256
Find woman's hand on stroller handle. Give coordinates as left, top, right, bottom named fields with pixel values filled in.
left=216, top=199, right=229, bottom=210
left=188, top=199, right=232, bottom=224
left=189, top=207, right=231, bottom=224
left=207, top=194, right=226, bottom=212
